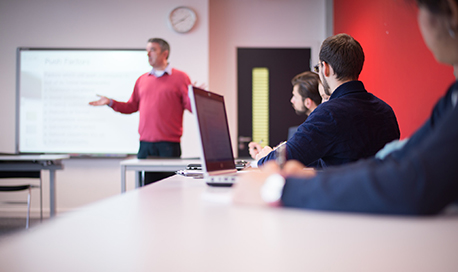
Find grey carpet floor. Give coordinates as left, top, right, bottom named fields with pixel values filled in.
left=0, top=217, right=44, bottom=241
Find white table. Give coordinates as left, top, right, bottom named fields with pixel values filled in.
left=0, top=174, right=457, bottom=271
left=0, top=155, right=69, bottom=217
left=119, top=158, right=200, bottom=193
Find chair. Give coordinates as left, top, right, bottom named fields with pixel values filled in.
left=0, top=171, right=42, bottom=229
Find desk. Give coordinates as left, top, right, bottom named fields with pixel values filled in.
left=0, top=155, right=69, bottom=217
left=0, top=175, right=457, bottom=271
left=119, top=158, right=200, bottom=193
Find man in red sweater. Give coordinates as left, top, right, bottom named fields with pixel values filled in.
left=89, top=38, right=192, bottom=184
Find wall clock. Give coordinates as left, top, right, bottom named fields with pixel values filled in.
left=169, top=6, right=197, bottom=33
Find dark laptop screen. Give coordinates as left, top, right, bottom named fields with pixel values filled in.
left=192, top=87, right=236, bottom=172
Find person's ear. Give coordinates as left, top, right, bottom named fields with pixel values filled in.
left=322, top=61, right=332, bottom=77
left=163, top=50, right=170, bottom=59
left=446, top=0, right=458, bottom=31
left=304, top=97, right=312, bottom=108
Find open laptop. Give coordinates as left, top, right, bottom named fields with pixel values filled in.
left=188, top=85, right=238, bottom=186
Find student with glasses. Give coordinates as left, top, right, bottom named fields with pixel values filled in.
left=255, top=34, right=400, bottom=170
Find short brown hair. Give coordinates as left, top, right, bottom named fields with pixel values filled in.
left=148, top=38, right=170, bottom=59
left=319, top=33, right=364, bottom=81
left=291, top=71, right=322, bottom=106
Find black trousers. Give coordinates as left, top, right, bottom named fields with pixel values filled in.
left=137, top=141, right=181, bottom=185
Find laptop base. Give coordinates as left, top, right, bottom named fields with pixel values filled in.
left=206, top=182, right=234, bottom=187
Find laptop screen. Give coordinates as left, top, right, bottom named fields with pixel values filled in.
left=190, top=86, right=236, bottom=172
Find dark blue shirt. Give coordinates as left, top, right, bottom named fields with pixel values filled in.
left=281, top=81, right=458, bottom=215
left=258, top=81, right=400, bottom=168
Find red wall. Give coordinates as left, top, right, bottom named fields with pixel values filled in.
left=334, top=0, right=455, bottom=138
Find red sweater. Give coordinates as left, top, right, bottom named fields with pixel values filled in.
left=111, top=68, right=192, bottom=143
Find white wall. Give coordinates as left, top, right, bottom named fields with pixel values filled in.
left=209, top=0, right=328, bottom=157
left=0, top=0, right=208, bottom=217
left=0, top=0, right=328, bottom=217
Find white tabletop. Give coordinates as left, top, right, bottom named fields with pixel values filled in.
left=120, top=157, right=200, bottom=167
left=0, top=154, right=70, bottom=161
left=1, top=175, right=457, bottom=271
left=0, top=154, right=70, bottom=217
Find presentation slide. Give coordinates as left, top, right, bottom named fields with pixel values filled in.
left=17, top=48, right=151, bottom=155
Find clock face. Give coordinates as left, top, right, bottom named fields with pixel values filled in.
left=169, top=6, right=197, bottom=33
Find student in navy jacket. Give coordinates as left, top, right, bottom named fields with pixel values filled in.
left=233, top=0, right=458, bottom=215
left=255, top=34, right=400, bottom=169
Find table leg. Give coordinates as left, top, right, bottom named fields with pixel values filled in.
left=49, top=170, right=56, bottom=217
left=121, top=166, right=126, bottom=193
left=135, top=171, right=141, bottom=189
left=40, top=177, right=43, bottom=221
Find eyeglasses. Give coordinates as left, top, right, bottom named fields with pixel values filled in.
left=313, top=63, right=320, bottom=73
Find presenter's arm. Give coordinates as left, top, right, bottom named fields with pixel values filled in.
left=89, top=95, right=111, bottom=106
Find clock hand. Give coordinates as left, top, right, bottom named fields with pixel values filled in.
left=175, top=15, right=189, bottom=24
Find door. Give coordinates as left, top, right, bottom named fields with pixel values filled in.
left=237, top=48, right=311, bottom=157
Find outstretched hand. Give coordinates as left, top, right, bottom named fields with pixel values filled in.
left=193, top=81, right=207, bottom=90
left=89, top=95, right=110, bottom=106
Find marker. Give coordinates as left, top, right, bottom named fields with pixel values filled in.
left=256, top=139, right=263, bottom=151
left=250, top=139, right=263, bottom=152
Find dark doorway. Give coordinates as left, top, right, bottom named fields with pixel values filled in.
left=237, top=48, right=311, bottom=158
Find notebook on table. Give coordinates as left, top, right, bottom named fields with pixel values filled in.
left=188, top=85, right=239, bottom=186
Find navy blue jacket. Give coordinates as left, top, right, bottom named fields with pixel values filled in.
left=258, top=81, right=400, bottom=168
left=281, top=81, right=458, bottom=215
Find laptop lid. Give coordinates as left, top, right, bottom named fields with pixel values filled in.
left=188, top=85, right=237, bottom=176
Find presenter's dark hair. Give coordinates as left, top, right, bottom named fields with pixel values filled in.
left=148, top=38, right=170, bottom=59
left=319, top=33, right=364, bottom=81
left=291, top=71, right=322, bottom=106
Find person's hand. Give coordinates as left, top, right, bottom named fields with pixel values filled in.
left=193, top=81, right=207, bottom=90
left=232, top=160, right=316, bottom=206
left=248, top=141, right=263, bottom=159
left=232, top=161, right=280, bottom=206
left=89, top=95, right=110, bottom=106
left=255, top=146, right=273, bottom=160
left=282, top=160, right=316, bottom=178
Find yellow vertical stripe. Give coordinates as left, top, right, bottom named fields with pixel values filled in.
left=252, top=68, right=269, bottom=146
